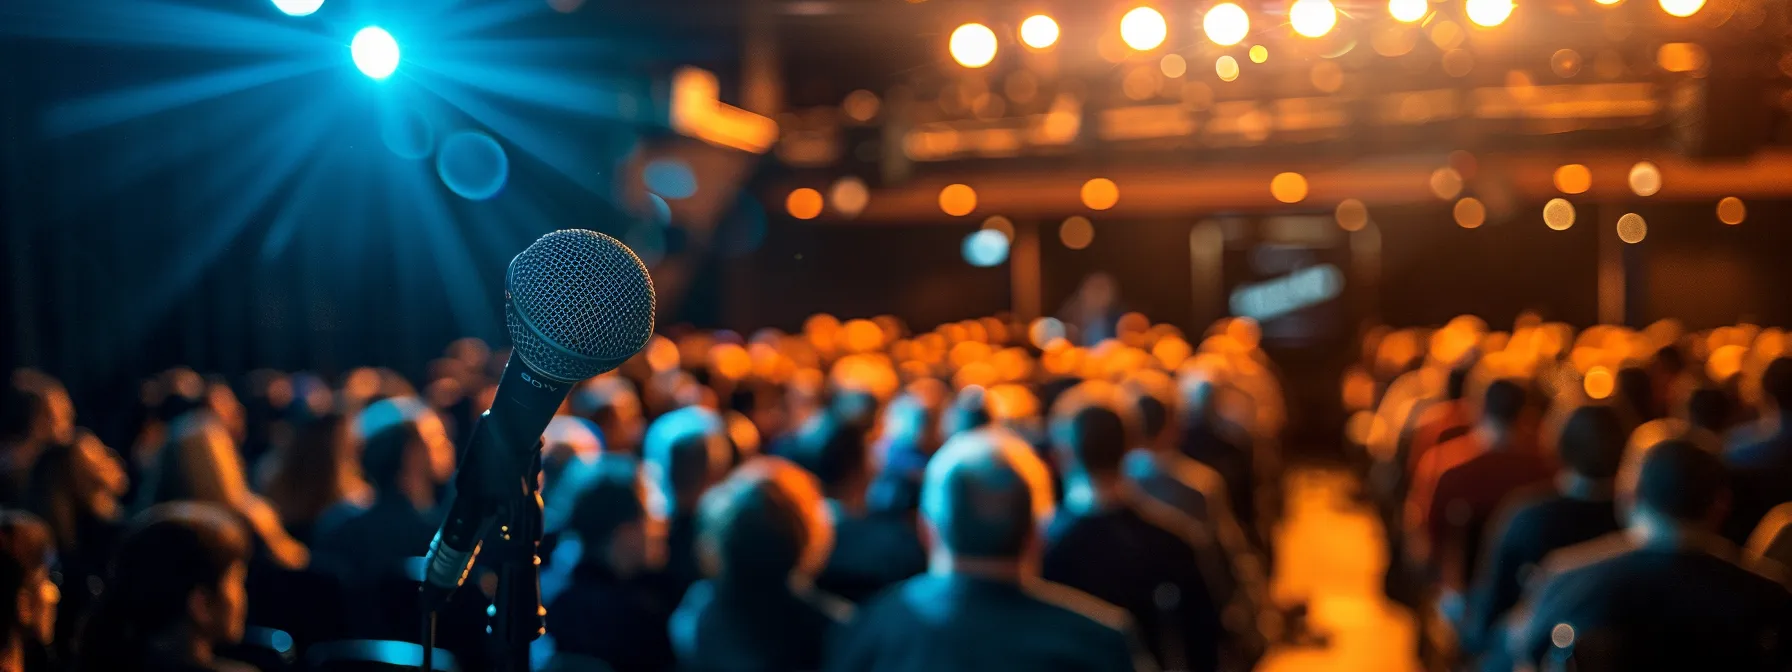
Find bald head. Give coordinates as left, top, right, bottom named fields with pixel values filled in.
left=921, top=429, right=1054, bottom=561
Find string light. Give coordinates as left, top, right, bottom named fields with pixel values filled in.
left=1543, top=199, right=1576, bottom=230
left=1629, top=161, right=1662, bottom=197
left=1617, top=213, right=1647, bottom=243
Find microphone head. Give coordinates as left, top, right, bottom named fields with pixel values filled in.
left=505, top=229, right=656, bottom=382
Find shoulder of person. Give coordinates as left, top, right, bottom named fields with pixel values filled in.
left=1128, top=494, right=1215, bottom=551
left=1028, top=578, right=1134, bottom=634
left=805, top=586, right=857, bottom=624
left=1536, top=531, right=1634, bottom=579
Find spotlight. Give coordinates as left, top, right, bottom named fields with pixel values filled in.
left=950, top=23, right=998, bottom=68
left=272, top=0, right=324, bottom=17
left=1020, top=15, right=1060, bottom=49
left=1465, top=0, right=1514, bottom=26
left=1659, top=0, right=1704, bottom=16
left=1121, top=7, right=1169, bottom=51
left=1388, top=0, right=1427, bottom=22
left=1204, top=3, right=1250, bottom=46
left=1289, top=0, right=1337, bottom=38
left=351, top=27, right=400, bottom=80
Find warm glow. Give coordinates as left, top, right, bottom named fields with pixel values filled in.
left=1718, top=197, right=1747, bottom=225
left=1429, top=167, right=1464, bottom=200
left=1657, top=43, right=1708, bottom=73
left=1204, top=3, right=1251, bottom=46
left=1081, top=178, right=1120, bottom=210
left=1659, top=0, right=1705, bottom=17
left=1628, top=161, right=1662, bottom=197
left=1336, top=198, right=1369, bottom=232
left=1554, top=164, right=1592, bottom=194
left=950, top=23, right=999, bottom=68
left=829, top=177, right=869, bottom=217
left=843, top=90, right=880, bottom=122
left=786, top=188, right=823, bottom=220
left=1060, top=216, right=1095, bottom=249
left=982, top=215, right=1016, bottom=240
left=1389, top=0, right=1427, bottom=22
left=1543, top=198, right=1576, bottom=230
left=1020, top=14, right=1061, bottom=49
left=1249, top=45, right=1269, bottom=63
left=939, top=183, right=978, bottom=216
left=1617, top=213, right=1647, bottom=243
left=1160, top=54, right=1188, bottom=78
left=1465, top=0, right=1515, bottom=27
left=1290, top=0, right=1338, bottom=38
left=1216, top=55, right=1241, bottom=81
left=1121, top=7, right=1169, bottom=51
left=1584, top=366, right=1615, bottom=399
left=1454, top=197, right=1486, bottom=229
left=1594, top=0, right=1621, bottom=4
left=1271, top=172, right=1309, bottom=204
left=1551, top=49, right=1583, bottom=78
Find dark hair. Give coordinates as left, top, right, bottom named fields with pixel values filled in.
left=1685, top=386, right=1734, bottom=435
left=1053, top=404, right=1130, bottom=475
left=264, top=413, right=358, bottom=525
left=1762, top=358, right=1792, bottom=413
left=567, top=472, right=648, bottom=567
left=77, top=502, right=251, bottom=672
left=1480, top=379, right=1531, bottom=427
left=0, top=381, right=40, bottom=441
left=697, top=461, right=818, bottom=583
left=1615, top=367, right=1658, bottom=422
left=785, top=414, right=867, bottom=492
left=1556, top=405, right=1626, bottom=480
left=361, top=419, right=426, bottom=496
left=1446, top=366, right=1472, bottom=402
left=1633, top=439, right=1728, bottom=522
left=25, top=434, right=112, bottom=553
left=0, top=511, right=52, bottom=645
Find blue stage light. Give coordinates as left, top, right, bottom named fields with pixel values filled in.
left=272, top=0, right=324, bottom=16
left=351, top=27, right=399, bottom=80
left=962, top=229, right=1010, bottom=267
left=381, top=106, right=433, bottom=160
left=436, top=131, right=509, bottom=201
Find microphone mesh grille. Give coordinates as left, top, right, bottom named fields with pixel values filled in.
left=506, top=229, right=656, bottom=381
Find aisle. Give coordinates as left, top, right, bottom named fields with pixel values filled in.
left=1255, top=469, right=1422, bottom=672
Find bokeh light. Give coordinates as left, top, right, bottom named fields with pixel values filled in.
left=1121, top=7, right=1169, bottom=51
left=647, top=194, right=672, bottom=226
left=436, top=131, right=508, bottom=201
left=1060, top=216, right=1095, bottom=249
left=272, top=0, right=324, bottom=17
left=1290, top=0, right=1338, bottom=38
left=1555, top=164, right=1592, bottom=194
left=950, top=23, right=999, bottom=68
left=1617, top=212, right=1647, bottom=243
left=1216, top=55, right=1241, bottom=82
left=1551, top=49, right=1584, bottom=77
left=1249, top=45, right=1269, bottom=63
left=1020, top=15, right=1061, bottom=49
left=1584, top=366, right=1615, bottom=399
left=940, top=183, right=977, bottom=216
left=351, top=27, right=400, bottom=80
left=1454, top=197, right=1486, bottom=228
left=1465, top=0, right=1515, bottom=27
left=962, top=229, right=1011, bottom=267
left=1388, top=0, right=1427, bottom=22
left=1336, top=198, right=1369, bottom=232
left=829, top=177, right=869, bottom=217
left=1717, top=197, right=1746, bottom=225
left=1659, top=0, right=1705, bottom=17
left=981, top=215, right=1015, bottom=240
left=786, top=188, right=823, bottom=220
left=1429, top=167, right=1464, bottom=200
left=1161, top=54, right=1188, bottom=78
left=644, top=158, right=698, bottom=199
left=1543, top=198, right=1576, bottom=230
left=1204, top=3, right=1251, bottom=46
left=380, top=106, right=433, bottom=160
left=842, top=90, right=880, bottom=122
left=1081, top=178, right=1120, bottom=210
left=1629, top=161, right=1662, bottom=197
left=1271, top=172, right=1309, bottom=203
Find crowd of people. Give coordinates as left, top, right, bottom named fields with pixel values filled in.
left=0, top=308, right=1284, bottom=672
left=1353, top=315, right=1792, bottom=670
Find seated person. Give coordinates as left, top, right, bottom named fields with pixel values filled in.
left=0, top=511, right=56, bottom=672
left=642, top=406, right=732, bottom=604
left=785, top=413, right=926, bottom=604
left=546, top=467, right=674, bottom=672
left=826, top=428, right=1148, bottom=672
left=1498, top=439, right=1792, bottom=671
left=670, top=457, right=847, bottom=672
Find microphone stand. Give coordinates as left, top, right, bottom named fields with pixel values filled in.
left=489, top=445, right=546, bottom=672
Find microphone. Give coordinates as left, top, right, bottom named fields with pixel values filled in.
left=421, top=229, right=655, bottom=610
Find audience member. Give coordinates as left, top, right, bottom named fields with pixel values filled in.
left=1460, top=404, right=1626, bottom=656
left=256, top=413, right=368, bottom=545
left=1725, top=358, right=1792, bottom=543
left=1499, top=439, right=1792, bottom=671
left=642, top=406, right=732, bottom=603
left=787, top=413, right=926, bottom=603
left=670, top=457, right=847, bottom=671
left=0, top=372, right=76, bottom=507
left=825, top=428, right=1148, bottom=672
left=23, top=431, right=126, bottom=659
left=0, top=512, right=56, bottom=672
left=77, top=503, right=252, bottom=672
left=545, top=465, right=674, bottom=672
left=571, top=377, right=645, bottom=457
left=1044, top=386, right=1224, bottom=671
left=1177, top=377, right=1256, bottom=541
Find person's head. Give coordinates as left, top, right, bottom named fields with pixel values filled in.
left=1, top=371, right=74, bottom=447
left=1121, top=370, right=1180, bottom=452
left=643, top=407, right=731, bottom=515
left=26, top=431, right=128, bottom=552
left=1760, top=357, right=1792, bottom=418
left=785, top=413, right=870, bottom=502
left=695, top=457, right=832, bottom=586
left=1683, top=385, right=1734, bottom=436
left=81, top=503, right=251, bottom=670
left=1625, top=439, right=1729, bottom=531
left=358, top=398, right=454, bottom=511
left=1047, top=382, right=1137, bottom=479
left=919, top=428, right=1054, bottom=569
left=262, top=413, right=364, bottom=525
left=1477, top=378, right=1536, bottom=434
left=568, top=468, right=663, bottom=579
left=1555, top=405, right=1626, bottom=483
left=147, top=414, right=250, bottom=508
left=939, top=386, right=993, bottom=439
left=571, top=377, right=644, bottom=456
left=1614, top=366, right=1658, bottom=423
left=0, top=512, right=57, bottom=649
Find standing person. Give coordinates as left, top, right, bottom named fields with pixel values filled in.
left=76, top=503, right=253, bottom=672
left=0, top=512, right=57, bottom=672
left=825, top=428, right=1151, bottom=672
